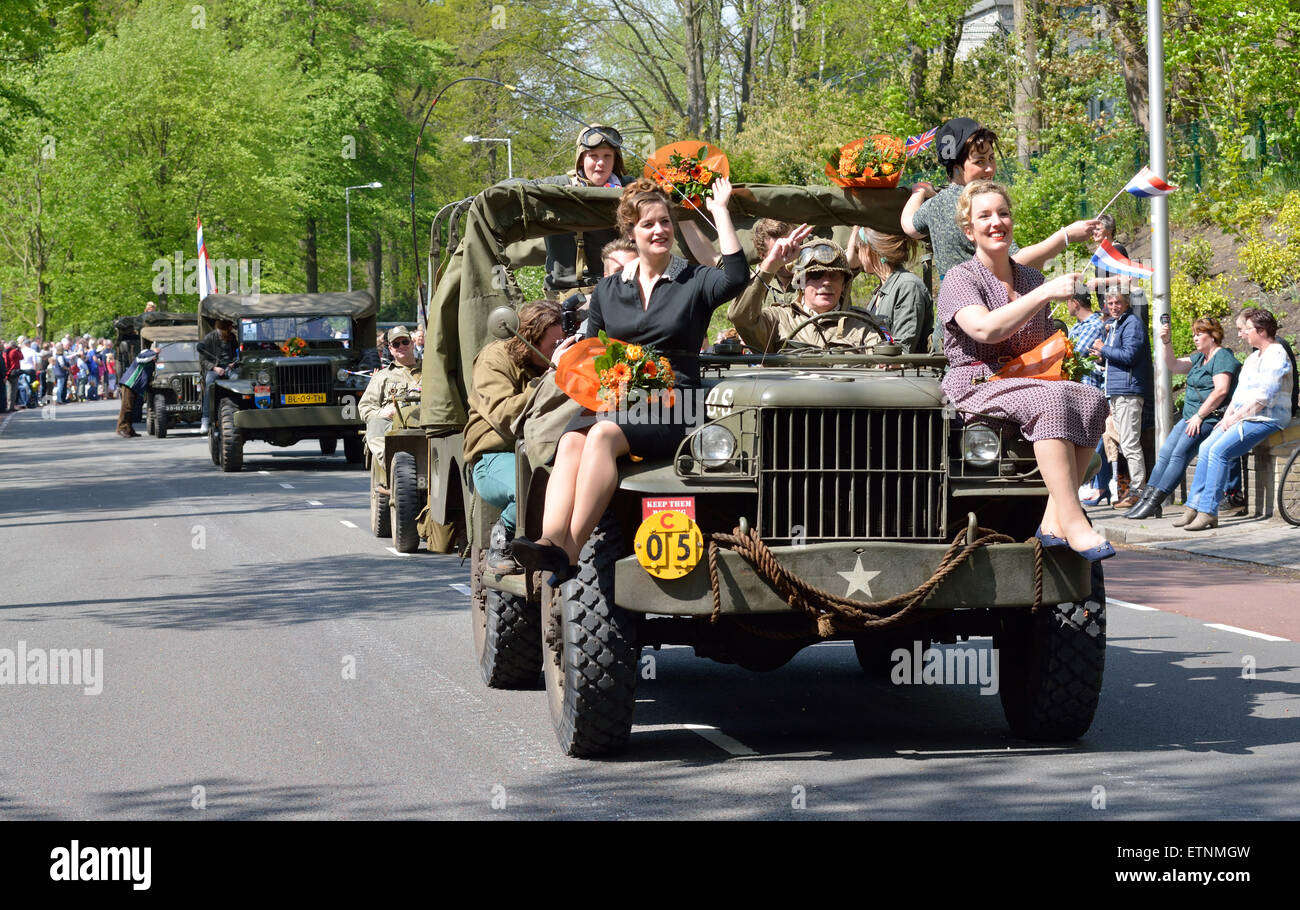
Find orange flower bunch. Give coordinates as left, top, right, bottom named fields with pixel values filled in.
left=593, top=331, right=674, bottom=409
left=828, top=136, right=906, bottom=180
left=280, top=336, right=308, bottom=357
left=654, top=146, right=717, bottom=208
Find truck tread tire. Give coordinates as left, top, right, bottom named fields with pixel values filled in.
left=319, top=436, right=337, bottom=456
left=208, top=422, right=221, bottom=465
left=145, top=398, right=156, bottom=436
left=471, top=546, right=542, bottom=688
left=544, top=512, right=639, bottom=757
left=997, top=562, right=1106, bottom=741
left=370, top=459, right=392, bottom=538
left=389, top=451, right=421, bottom=552
left=853, top=629, right=929, bottom=680
left=219, top=398, right=244, bottom=472
left=343, top=434, right=364, bottom=465
left=154, top=393, right=168, bottom=439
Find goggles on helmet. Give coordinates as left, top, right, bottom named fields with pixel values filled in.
left=579, top=125, right=623, bottom=150
left=794, top=242, right=842, bottom=271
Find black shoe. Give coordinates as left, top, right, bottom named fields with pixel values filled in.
left=485, top=522, right=521, bottom=575
left=1125, top=486, right=1166, bottom=520
left=512, top=537, right=572, bottom=575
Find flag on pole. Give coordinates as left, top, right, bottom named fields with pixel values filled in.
left=1091, top=238, right=1154, bottom=279
left=1124, top=166, right=1178, bottom=198
left=197, top=217, right=218, bottom=299
left=905, top=126, right=938, bottom=158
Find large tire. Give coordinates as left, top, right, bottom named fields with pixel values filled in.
left=543, top=511, right=639, bottom=757
left=853, top=628, right=929, bottom=680
left=145, top=398, right=155, bottom=436
left=219, top=398, right=244, bottom=473
left=319, top=436, right=338, bottom=456
left=471, top=545, right=542, bottom=688
left=343, top=433, right=364, bottom=465
left=389, top=451, right=421, bottom=552
left=154, top=393, right=169, bottom=439
left=370, top=458, right=392, bottom=538
left=208, top=421, right=221, bottom=465
left=997, top=562, right=1106, bottom=741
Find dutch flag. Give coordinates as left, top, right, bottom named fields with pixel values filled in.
left=197, top=216, right=218, bottom=299
left=1091, top=238, right=1154, bottom=280
left=1124, top=165, right=1178, bottom=198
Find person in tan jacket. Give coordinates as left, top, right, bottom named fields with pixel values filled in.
left=729, top=237, right=883, bottom=353
left=360, top=325, right=422, bottom=463
left=464, top=300, right=565, bottom=573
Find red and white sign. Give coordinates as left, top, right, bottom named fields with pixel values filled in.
left=642, top=496, right=696, bottom=520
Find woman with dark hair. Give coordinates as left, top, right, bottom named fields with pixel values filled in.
left=937, top=180, right=1112, bottom=560
left=513, top=176, right=747, bottom=578
left=850, top=227, right=932, bottom=353
left=1124, top=316, right=1238, bottom=519
left=1179, top=308, right=1294, bottom=530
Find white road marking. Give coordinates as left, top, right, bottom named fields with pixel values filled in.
left=258, top=470, right=270, bottom=475
left=450, top=583, right=473, bottom=596
left=642, top=724, right=756, bottom=756
left=1110, top=598, right=1159, bottom=611
left=339, top=520, right=358, bottom=529
left=386, top=547, right=413, bottom=557
left=280, top=483, right=294, bottom=489
left=895, top=746, right=1062, bottom=756
left=306, top=500, right=322, bottom=506
left=1203, top=623, right=1289, bottom=643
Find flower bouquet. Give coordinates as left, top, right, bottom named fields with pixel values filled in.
left=824, top=135, right=906, bottom=188
left=973, top=330, right=1097, bottom=384
left=593, top=332, right=674, bottom=410
left=644, top=140, right=729, bottom=209
left=280, top=336, right=308, bottom=357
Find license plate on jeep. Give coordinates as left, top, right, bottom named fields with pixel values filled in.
left=282, top=392, right=326, bottom=405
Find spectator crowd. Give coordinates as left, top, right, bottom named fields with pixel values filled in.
left=2, top=333, right=119, bottom=412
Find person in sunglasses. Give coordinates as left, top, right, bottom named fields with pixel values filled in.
left=359, top=325, right=423, bottom=469
left=729, top=237, right=883, bottom=353
left=535, top=125, right=630, bottom=298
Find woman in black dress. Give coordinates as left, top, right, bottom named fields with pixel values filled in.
left=514, top=176, right=748, bottom=576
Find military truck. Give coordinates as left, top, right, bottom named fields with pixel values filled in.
left=198, top=291, right=375, bottom=472
left=114, top=309, right=198, bottom=424
left=142, top=324, right=202, bottom=438
left=420, top=182, right=1105, bottom=757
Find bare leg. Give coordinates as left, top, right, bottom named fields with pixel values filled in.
left=540, top=430, right=588, bottom=554
left=566, top=421, right=630, bottom=561
left=1035, top=438, right=1106, bottom=550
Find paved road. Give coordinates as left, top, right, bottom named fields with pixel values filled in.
left=3, top=400, right=1298, bottom=820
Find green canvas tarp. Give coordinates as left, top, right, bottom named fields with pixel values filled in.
left=420, top=181, right=911, bottom=434
left=198, top=291, right=377, bottom=343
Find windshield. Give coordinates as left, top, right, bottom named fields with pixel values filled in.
left=239, top=317, right=352, bottom=343
left=157, top=341, right=198, bottom=362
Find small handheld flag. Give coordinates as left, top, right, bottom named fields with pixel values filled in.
left=1124, top=165, right=1178, bottom=198
left=905, top=126, right=938, bottom=158
left=1091, top=238, right=1154, bottom=280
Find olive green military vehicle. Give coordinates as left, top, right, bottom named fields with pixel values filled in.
left=421, top=182, right=1105, bottom=757
left=199, top=291, right=375, bottom=472
left=114, top=309, right=198, bottom=424
left=367, top=391, right=427, bottom=553
left=142, top=324, right=202, bottom=438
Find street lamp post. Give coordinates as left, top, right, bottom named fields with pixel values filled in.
left=345, top=181, right=383, bottom=292
left=463, top=135, right=513, bottom=180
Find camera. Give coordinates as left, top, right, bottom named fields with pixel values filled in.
left=561, top=292, right=586, bottom=336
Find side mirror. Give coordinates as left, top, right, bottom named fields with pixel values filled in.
left=487, top=306, right=519, bottom=341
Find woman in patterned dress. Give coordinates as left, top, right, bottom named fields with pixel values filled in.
left=937, top=180, right=1113, bottom=560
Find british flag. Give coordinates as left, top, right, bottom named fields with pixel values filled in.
left=905, top=126, right=938, bottom=157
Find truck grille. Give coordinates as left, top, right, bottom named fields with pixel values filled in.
left=179, top=374, right=201, bottom=404
left=276, top=362, right=332, bottom=400
left=758, top=408, right=947, bottom=543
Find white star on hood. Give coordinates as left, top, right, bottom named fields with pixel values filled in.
left=838, top=556, right=881, bottom=599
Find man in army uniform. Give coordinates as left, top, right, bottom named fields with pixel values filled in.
left=359, top=325, right=422, bottom=475
left=729, top=237, right=883, bottom=353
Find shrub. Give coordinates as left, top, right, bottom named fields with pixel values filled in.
left=1173, top=237, right=1213, bottom=283
left=1239, top=190, right=1300, bottom=293
left=1168, top=268, right=1234, bottom=356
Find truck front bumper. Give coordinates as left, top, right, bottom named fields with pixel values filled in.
left=614, top=540, right=1092, bottom=616
left=233, top=406, right=362, bottom=432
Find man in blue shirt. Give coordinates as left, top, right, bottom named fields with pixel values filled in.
left=1067, top=294, right=1111, bottom=502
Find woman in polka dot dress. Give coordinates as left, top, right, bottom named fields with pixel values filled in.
left=937, top=180, right=1113, bottom=560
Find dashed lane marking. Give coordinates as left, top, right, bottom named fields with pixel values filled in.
left=306, top=500, right=322, bottom=506
left=449, top=583, right=472, bottom=596
left=339, top=520, right=358, bottom=529
left=635, top=724, right=758, bottom=756
left=1110, top=598, right=1159, bottom=611
left=258, top=470, right=270, bottom=475
left=386, top=547, right=413, bottom=557
left=280, top=483, right=294, bottom=489
left=1203, top=622, right=1289, bottom=643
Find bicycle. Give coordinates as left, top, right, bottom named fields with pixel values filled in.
left=1278, top=443, right=1300, bottom=527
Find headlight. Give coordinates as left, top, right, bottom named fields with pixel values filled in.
left=256, top=370, right=271, bottom=385
left=690, top=425, right=736, bottom=467
left=336, top=367, right=349, bottom=382
left=961, top=426, right=1001, bottom=467
left=171, top=378, right=181, bottom=392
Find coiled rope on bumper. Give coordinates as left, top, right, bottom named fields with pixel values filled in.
left=705, top=527, right=1045, bottom=639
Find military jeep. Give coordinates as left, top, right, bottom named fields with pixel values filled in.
left=142, top=324, right=202, bottom=438
left=199, top=291, right=375, bottom=472
left=421, top=182, right=1105, bottom=757
left=367, top=391, right=428, bottom=553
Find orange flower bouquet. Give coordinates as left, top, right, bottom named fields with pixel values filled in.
left=644, top=141, right=730, bottom=209
left=824, top=135, right=906, bottom=188
left=280, top=336, right=308, bottom=357
left=973, top=331, right=1096, bottom=383
left=592, top=331, right=675, bottom=410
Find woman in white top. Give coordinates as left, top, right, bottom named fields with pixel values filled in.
left=1180, top=307, right=1295, bottom=530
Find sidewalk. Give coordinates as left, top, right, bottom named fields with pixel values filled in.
left=1088, top=500, right=1300, bottom=572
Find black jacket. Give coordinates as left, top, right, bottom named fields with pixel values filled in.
left=197, top=329, right=238, bottom=373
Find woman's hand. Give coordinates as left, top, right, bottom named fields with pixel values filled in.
left=1159, top=323, right=1171, bottom=346
left=706, top=176, right=733, bottom=213
left=1041, top=272, right=1084, bottom=301
left=550, top=333, right=580, bottom=367
left=761, top=223, right=813, bottom=273
left=1185, top=414, right=1203, bottom=437
left=910, top=181, right=937, bottom=201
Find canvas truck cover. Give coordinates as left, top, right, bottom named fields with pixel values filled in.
left=140, top=324, right=200, bottom=344
left=198, top=291, right=377, bottom=337
left=420, top=182, right=910, bottom=433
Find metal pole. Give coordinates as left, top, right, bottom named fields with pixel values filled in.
left=505, top=138, right=513, bottom=179
left=345, top=185, right=353, bottom=292
left=1148, top=0, right=1172, bottom=448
